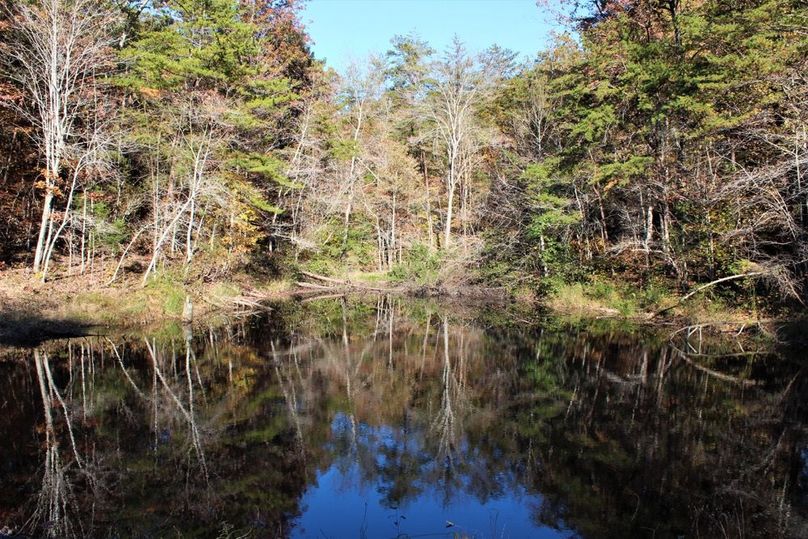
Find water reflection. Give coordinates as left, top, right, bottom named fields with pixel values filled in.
left=0, top=297, right=806, bottom=538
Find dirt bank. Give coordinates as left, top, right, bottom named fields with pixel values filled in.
left=0, top=265, right=299, bottom=346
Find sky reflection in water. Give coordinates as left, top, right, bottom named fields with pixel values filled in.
left=294, top=414, right=571, bottom=538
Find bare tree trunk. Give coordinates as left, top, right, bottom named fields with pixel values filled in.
left=80, top=190, right=87, bottom=274
left=423, top=154, right=435, bottom=251
left=389, top=192, right=396, bottom=268
left=185, top=133, right=210, bottom=264
left=33, top=191, right=54, bottom=272
left=444, top=183, right=455, bottom=247
left=143, top=197, right=194, bottom=284
left=375, top=217, right=384, bottom=271
left=444, top=143, right=458, bottom=247
left=342, top=100, right=364, bottom=252
left=186, top=197, right=196, bottom=263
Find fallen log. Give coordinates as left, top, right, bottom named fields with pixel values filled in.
left=299, top=271, right=352, bottom=285
left=296, top=281, right=333, bottom=290
left=297, top=271, right=404, bottom=293
left=296, top=271, right=510, bottom=300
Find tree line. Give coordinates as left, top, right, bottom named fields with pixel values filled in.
left=1, top=0, right=806, bottom=306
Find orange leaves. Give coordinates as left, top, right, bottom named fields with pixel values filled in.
left=139, top=86, right=161, bottom=99
left=0, top=82, right=22, bottom=103
left=32, top=179, right=63, bottom=197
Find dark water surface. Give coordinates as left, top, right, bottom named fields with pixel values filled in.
left=1, top=297, right=807, bottom=538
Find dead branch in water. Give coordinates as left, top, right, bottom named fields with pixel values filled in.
left=672, top=348, right=760, bottom=388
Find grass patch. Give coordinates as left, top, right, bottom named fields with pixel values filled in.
left=67, top=290, right=149, bottom=324
left=672, top=293, right=759, bottom=325
left=65, top=273, right=189, bottom=324
left=145, top=274, right=186, bottom=316
left=210, top=281, right=241, bottom=301
left=348, top=271, right=390, bottom=283
left=545, top=275, right=761, bottom=324
left=545, top=277, right=677, bottom=318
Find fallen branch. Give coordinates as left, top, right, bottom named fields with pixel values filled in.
left=652, top=272, right=763, bottom=318
left=299, top=270, right=352, bottom=285
left=296, top=271, right=403, bottom=293
left=301, top=293, right=346, bottom=303
left=296, top=281, right=333, bottom=290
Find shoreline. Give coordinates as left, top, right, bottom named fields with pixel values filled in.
left=0, top=265, right=785, bottom=348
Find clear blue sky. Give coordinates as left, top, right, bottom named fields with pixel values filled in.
left=301, top=0, right=560, bottom=72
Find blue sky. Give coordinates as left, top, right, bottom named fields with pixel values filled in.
left=301, top=0, right=561, bottom=72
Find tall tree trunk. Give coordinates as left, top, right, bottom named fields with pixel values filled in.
left=444, top=182, right=455, bottom=248
left=423, top=153, right=435, bottom=251
left=33, top=190, right=53, bottom=273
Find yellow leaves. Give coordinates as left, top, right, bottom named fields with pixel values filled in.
left=222, top=203, right=263, bottom=253
left=237, top=210, right=255, bottom=222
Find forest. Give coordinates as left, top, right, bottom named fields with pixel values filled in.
left=1, top=0, right=807, bottom=322
left=2, top=2, right=808, bottom=537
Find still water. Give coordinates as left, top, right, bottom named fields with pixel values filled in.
left=1, top=297, right=807, bottom=538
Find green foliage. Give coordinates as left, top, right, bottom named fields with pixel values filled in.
left=482, top=0, right=808, bottom=310
left=5, top=0, right=804, bottom=318
left=119, top=0, right=260, bottom=92
left=519, top=161, right=580, bottom=275
left=301, top=217, right=377, bottom=275
left=230, top=153, right=301, bottom=190
left=389, top=243, right=442, bottom=284
left=595, top=155, right=652, bottom=185
left=91, top=201, right=127, bottom=253
left=328, top=138, right=360, bottom=162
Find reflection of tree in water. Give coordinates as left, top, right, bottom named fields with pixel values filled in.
left=2, top=325, right=321, bottom=537
left=1, top=299, right=807, bottom=537
left=27, top=350, right=86, bottom=538
left=294, top=303, right=808, bottom=537
left=512, top=324, right=808, bottom=538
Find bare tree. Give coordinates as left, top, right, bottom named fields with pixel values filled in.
left=1, top=0, right=119, bottom=273
left=426, top=38, right=493, bottom=247
left=141, top=95, right=228, bottom=284
left=334, top=58, right=384, bottom=250
left=40, top=103, right=117, bottom=280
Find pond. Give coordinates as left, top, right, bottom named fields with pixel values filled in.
left=1, top=297, right=807, bottom=538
